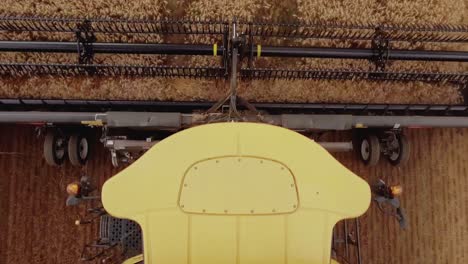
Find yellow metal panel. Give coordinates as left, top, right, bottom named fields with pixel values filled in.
left=143, top=210, right=189, bottom=264
left=180, top=156, right=298, bottom=215
left=286, top=209, right=337, bottom=264
left=102, top=123, right=370, bottom=264
left=237, top=124, right=370, bottom=217
left=122, top=254, right=143, bottom=264
left=190, top=215, right=237, bottom=264
left=238, top=216, right=286, bottom=264
left=102, top=125, right=239, bottom=218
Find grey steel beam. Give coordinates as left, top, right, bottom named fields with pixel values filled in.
left=104, top=112, right=182, bottom=128
left=271, top=115, right=468, bottom=130
left=2, top=111, right=468, bottom=130
left=3, top=99, right=468, bottom=117
left=352, top=115, right=468, bottom=128
left=0, top=111, right=102, bottom=123
left=104, top=138, right=353, bottom=152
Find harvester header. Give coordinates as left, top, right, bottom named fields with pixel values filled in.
left=0, top=16, right=466, bottom=89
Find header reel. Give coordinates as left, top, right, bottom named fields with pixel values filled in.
left=0, top=16, right=467, bottom=116
left=0, top=16, right=230, bottom=78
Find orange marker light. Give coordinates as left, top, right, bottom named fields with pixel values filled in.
left=390, top=185, right=403, bottom=196
left=66, top=183, right=81, bottom=196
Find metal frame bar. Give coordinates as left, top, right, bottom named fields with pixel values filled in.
left=103, top=139, right=352, bottom=152
left=250, top=46, right=468, bottom=62
left=332, top=219, right=362, bottom=264
left=355, top=219, right=362, bottom=264
left=0, top=41, right=225, bottom=56
left=2, top=111, right=468, bottom=130
left=2, top=99, right=468, bottom=116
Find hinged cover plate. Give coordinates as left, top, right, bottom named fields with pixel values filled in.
left=179, top=156, right=298, bottom=215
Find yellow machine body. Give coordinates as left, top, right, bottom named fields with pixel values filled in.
left=122, top=254, right=144, bottom=264
left=103, top=123, right=370, bottom=264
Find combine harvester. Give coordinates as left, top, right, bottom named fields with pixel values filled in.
left=0, top=16, right=467, bottom=263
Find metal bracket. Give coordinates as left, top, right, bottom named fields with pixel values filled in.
left=76, top=20, right=97, bottom=65
left=222, top=22, right=230, bottom=78
left=381, top=129, right=402, bottom=155
left=371, top=28, right=390, bottom=71
left=247, top=22, right=254, bottom=74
